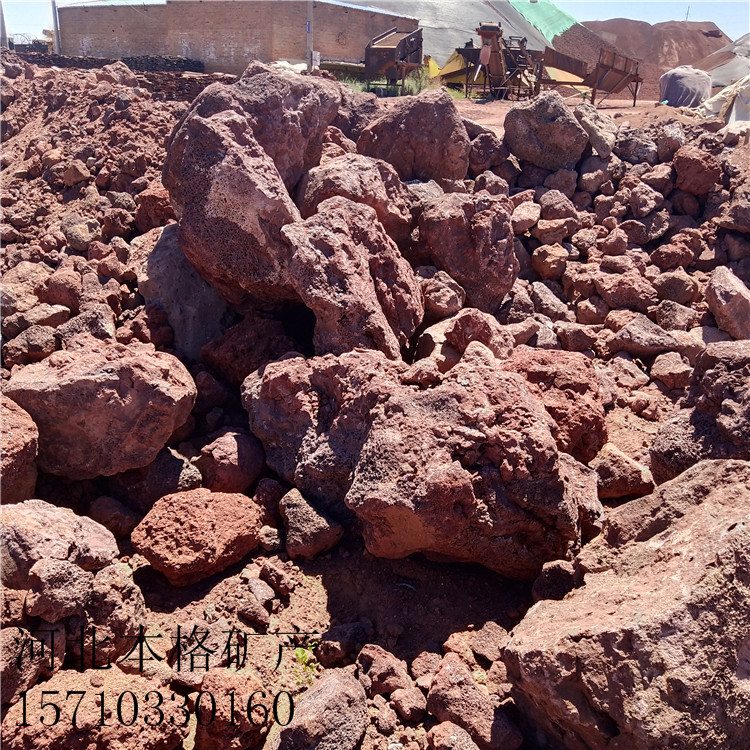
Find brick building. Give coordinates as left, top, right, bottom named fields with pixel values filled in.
left=58, top=0, right=418, bottom=75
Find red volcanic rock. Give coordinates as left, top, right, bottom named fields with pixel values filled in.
left=427, top=653, right=522, bottom=750
left=505, top=460, right=750, bottom=750
left=200, top=312, right=297, bottom=387
left=443, top=308, right=515, bottom=360
left=498, top=345, right=607, bottom=463
left=163, top=108, right=301, bottom=305
left=417, top=266, right=466, bottom=322
left=5, top=336, right=195, bottom=479
left=25, top=558, right=94, bottom=621
left=296, top=152, right=412, bottom=243
left=427, top=722, right=482, bottom=750
left=281, top=196, right=423, bottom=358
left=194, top=668, right=270, bottom=750
left=417, top=192, right=518, bottom=313
left=278, top=488, right=343, bottom=560
left=356, top=644, right=412, bottom=696
left=1, top=499, right=118, bottom=587
left=673, top=145, right=721, bottom=195
left=131, top=488, right=263, bottom=585
left=704, top=266, right=750, bottom=340
left=357, top=88, right=470, bottom=182
left=268, top=669, right=368, bottom=750
left=650, top=341, right=750, bottom=482
left=1, top=396, right=38, bottom=503
left=1, top=667, right=187, bottom=750
left=244, top=345, right=602, bottom=579
left=134, top=181, right=175, bottom=233
left=194, top=429, right=265, bottom=494
left=167, top=61, right=341, bottom=194
left=504, top=91, right=588, bottom=171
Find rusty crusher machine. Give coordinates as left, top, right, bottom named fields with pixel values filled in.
left=460, top=22, right=540, bottom=99
left=456, top=21, right=642, bottom=104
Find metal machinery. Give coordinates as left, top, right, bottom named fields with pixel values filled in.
left=365, top=27, right=423, bottom=95
left=540, top=47, right=643, bottom=106
left=462, top=22, right=541, bottom=100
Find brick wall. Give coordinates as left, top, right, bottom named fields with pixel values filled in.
left=58, top=0, right=418, bottom=75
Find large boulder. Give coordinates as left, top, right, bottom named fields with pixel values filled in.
left=1, top=396, right=38, bottom=503
left=296, top=152, right=412, bottom=243
left=163, top=107, right=301, bottom=305
left=268, top=668, right=368, bottom=750
left=5, top=336, right=196, bottom=479
left=650, top=341, right=750, bottom=483
left=357, top=88, right=470, bottom=181
left=280, top=196, right=423, bottom=358
left=504, top=91, right=589, bottom=170
left=505, top=460, right=750, bottom=750
left=1, top=499, right=118, bottom=588
left=135, top=224, right=229, bottom=359
left=417, top=192, right=518, bottom=312
left=167, top=61, right=341, bottom=193
left=243, top=344, right=603, bottom=579
left=131, top=488, right=263, bottom=585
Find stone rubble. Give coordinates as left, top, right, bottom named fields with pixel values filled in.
left=1, top=49, right=749, bottom=750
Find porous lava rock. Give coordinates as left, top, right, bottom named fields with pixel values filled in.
left=505, top=460, right=750, bottom=750
left=650, top=341, right=750, bottom=483
left=417, top=192, right=518, bottom=312
left=1, top=396, right=38, bottom=503
left=5, top=336, right=195, bottom=479
left=498, top=346, right=607, bottom=463
left=268, top=668, right=368, bottom=750
left=296, top=152, right=412, bottom=243
left=427, top=653, right=522, bottom=750
left=131, top=488, right=263, bottom=585
left=357, top=88, right=470, bottom=181
left=244, top=344, right=603, bottom=579
left=504, top=91, right=589, bottom=171
left=1, top=499, right=118, bottom=588
left=280, top=196, right=423, bottom=358
left=1, top=666, right=187, bottom=750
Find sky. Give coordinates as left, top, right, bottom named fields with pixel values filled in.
left=2, top=0, right=749, bottom=42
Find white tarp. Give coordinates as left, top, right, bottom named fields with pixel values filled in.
left=659, top=66, right=712, bottom=107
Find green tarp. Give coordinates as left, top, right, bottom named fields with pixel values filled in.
left=509, top=0, right=577, bottom=42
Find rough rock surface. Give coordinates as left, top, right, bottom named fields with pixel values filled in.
left=505, top=460, right=750, bottom=750
left=194, top=429, right=265, bottom=493
left=131, top=488, right=263, bottom=585
left=357, top=89, right=470, bottom=181
left=5, top=337, right=195, bottom=478
left=498, top=346, right=607, bottom=463
left=296, top=152, right=412, bottom=243
left=268, top=668, right=368, bottom=750
left=244, top=345, right=603, bottom=579
left=704, top=266, right=750, bottom=340
left=504, top=91, right=589, bottom=170
left=279, top=488, right=344, bottom=560
left=280, top=196, right=423, bottom=358
left=1, top=499, right=118, bottom=588
left=1, top=666, right=187, bottom=750
left=417, top=192, right=518, bottom=313
left=427, top=653, right=522, bottom=750
left=1, top=396, right=38, bottom=503
left=650, top=341, right=750, bottom=482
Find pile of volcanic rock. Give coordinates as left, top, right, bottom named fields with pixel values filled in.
left=2, top=55, right=750, bottom=750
